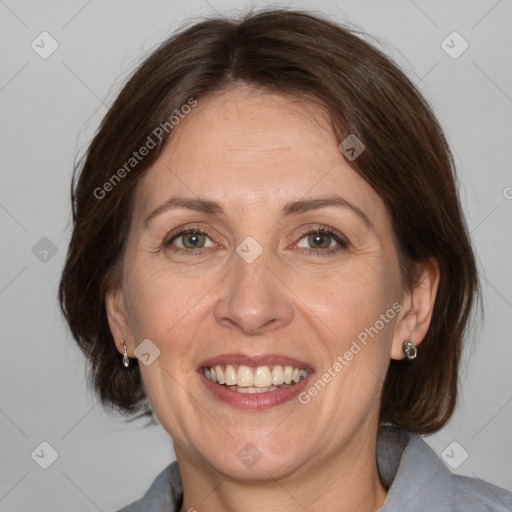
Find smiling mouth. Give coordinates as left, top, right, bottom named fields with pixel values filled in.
left=201, top=364, right=309, bottom=394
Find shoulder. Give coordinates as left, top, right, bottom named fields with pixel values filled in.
left=453, top=474, right=512, bottom=511
left=377, top=426, right=512, bottom=511
left=115, top=461, right=182, bottom=512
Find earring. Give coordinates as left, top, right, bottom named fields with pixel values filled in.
left=122, top=339, right=129, bottom=368
left=402, top=340, right=417, bottom=360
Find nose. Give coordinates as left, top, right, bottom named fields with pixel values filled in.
left=213, top=250, right=294, bottom=336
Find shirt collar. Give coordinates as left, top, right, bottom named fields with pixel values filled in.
left=376, top=425, right=456, bottom=511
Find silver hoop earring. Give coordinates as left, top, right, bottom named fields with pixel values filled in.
left=402, top=340, right=417, bottom=360
left=122, top=339, right=130, bottom=368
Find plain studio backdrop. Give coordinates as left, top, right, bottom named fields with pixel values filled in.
left=0, top=0, right=511, bottom=510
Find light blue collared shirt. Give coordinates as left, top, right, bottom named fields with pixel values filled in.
left=117, top=425, right=512, bottom=511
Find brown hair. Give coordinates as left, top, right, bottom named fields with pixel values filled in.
left=59, top=8, right=479, bottom=433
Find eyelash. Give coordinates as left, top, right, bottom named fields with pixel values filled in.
left=163, top=224, right=349, bottom=256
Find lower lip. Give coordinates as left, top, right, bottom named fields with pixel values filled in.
left=200, top=372, right=313, bottom=409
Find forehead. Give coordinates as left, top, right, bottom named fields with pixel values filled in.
left=134, top=84, right=386, bottom=226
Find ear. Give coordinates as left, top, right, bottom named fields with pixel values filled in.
left=105, top=287, right=134, bottom=357
left=391, top=257, right=440, bottom=360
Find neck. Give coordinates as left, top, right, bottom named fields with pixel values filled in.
left=177, top=422, right=388, bottom=512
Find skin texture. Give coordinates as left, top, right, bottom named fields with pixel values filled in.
left=106, top=82, right=440, bottom=512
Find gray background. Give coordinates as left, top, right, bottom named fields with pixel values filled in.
left=1, top=0, right=511, bottom=510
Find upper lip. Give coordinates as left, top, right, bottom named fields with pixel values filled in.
left=199, top=353, right=313, bottom=370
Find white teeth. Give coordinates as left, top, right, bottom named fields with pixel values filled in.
left=224, top=364, right=237, bottom=385
left=237, top=365, right=254, bottom=387
left=271, top=365, right=285, bottom=385
left=215, top=365, right=225, bottom=384
left=204, top=364, right=309, bottom=389
left=228, top=385, right=288, bottom=394
left=284, top=366, right=293, bottom=384
left=253, top=366, right=272, bottom=387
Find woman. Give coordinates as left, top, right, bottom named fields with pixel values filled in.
left=58, top=8, right=512, bottom=512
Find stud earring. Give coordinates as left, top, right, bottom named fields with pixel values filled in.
left=402, top=340, right=417, bottom=360
left=122, top=339, right=129, bottom=368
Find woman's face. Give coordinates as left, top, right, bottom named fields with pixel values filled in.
left=108, top=84, right=414, bottom=479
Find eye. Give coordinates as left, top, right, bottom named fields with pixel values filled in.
left=295, top=226, right=349, bottom=255
left=165, top=228, right=215, bottom=251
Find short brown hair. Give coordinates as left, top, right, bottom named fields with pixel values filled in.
left=59, top=8, right=479, bottom=433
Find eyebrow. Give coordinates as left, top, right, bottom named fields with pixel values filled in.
left=281, top=196, right=372, bottom=228
left=144, top=195, right=372, bottom=229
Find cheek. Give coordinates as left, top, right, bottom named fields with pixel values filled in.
left=292, top=254, right=400, bottom=388
left=122, top=252, right=221, bottom=358
left=301, top=267, right=399, bottom=408
left=124, top=278, right=178, bottom=344
left=296, top=254, right=397, bottom=329
left=122, top=259, right=215, bottom=433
